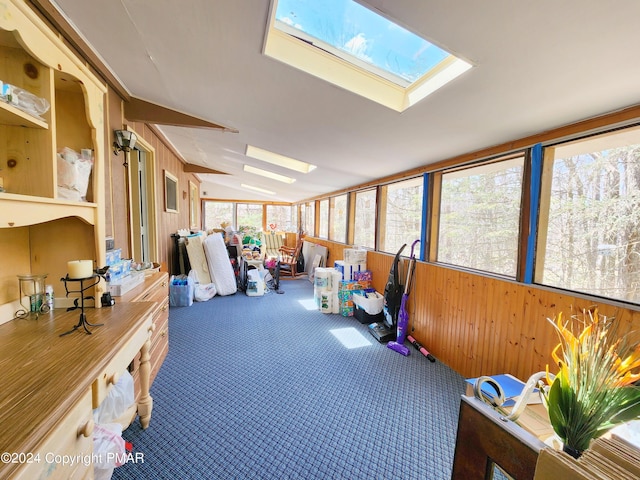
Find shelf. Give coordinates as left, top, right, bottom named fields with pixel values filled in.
left=0, top=100, right=48, bottom=129
left=0, top=192, right=97, bottom=227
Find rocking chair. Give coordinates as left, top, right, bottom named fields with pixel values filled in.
left=278, top=237, right=304, bottom=277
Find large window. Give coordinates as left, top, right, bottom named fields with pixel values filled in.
left=266, top=205, right=297, bottom=232
left=353, top=189, right=376, bottom=249
left=236, top=203, right=263, bottom=239
left=329, top=194, right=348, bottom=243
left=437, top=156, right=525, bottom=277
left=537, top=126, right=640, bottom=303
left=304, top=202, right=315, bottom=236
left=203, top=201, right=234, bottom=231
left=379, top=177, right=423, bottom=254
left=319, top=199, right=329, bottom=239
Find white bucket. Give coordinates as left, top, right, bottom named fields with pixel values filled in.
left=246, top=269, right=264, bottom=296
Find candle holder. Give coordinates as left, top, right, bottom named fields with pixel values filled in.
left=59, top=274, right=104, bottom=336
left=15, top=274, right=49, bottom=320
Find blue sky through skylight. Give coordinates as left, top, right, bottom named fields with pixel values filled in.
left=274, top=0, right=449, bottom=85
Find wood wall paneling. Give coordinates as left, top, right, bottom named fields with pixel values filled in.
left=308, top=237, right=640, bottom=381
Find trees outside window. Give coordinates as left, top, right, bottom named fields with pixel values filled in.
left=538, top=126, right=640, bottom=303
left=329, top=194, right=348, bottom=243
left=437, top=156, right=525, bottom=277
left=203, top=201, right=234, bottom=230
left=379, top=177, right=423, bottom=254
left=354, top=189, right=376, bottom=249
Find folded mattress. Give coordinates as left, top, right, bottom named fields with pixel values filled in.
left=185, top=234, right=212, bottom=284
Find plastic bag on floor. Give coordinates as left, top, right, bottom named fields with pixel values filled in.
left=194, top=282, right=217, bottom=301
left=93, top=370, right=135, bottom=424
left=93, top=422, right=126, bottom=480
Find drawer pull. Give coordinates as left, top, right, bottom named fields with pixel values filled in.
left=161, top=281, right=167, bottom=288
left=108, top=371, right=120, bottom=385
left=161, top=330, right=167, bottom=337
left=161, top=304, right=168, bottom=312
left=77, top=418, right=94, bottom=438
left=148, top=324, right=156, bottom=334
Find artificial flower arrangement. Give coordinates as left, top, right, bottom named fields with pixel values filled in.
left=541, top=309, right=640, bottom=457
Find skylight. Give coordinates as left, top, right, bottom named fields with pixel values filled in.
left=265, top=0, right=472, bottom=112
left=243, top=164, right=296, bottom=184
left=246, top=145, right=316, bottom=173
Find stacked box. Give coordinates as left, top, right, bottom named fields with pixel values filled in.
left=107, top=272, right=144, bottom=296
left=106, top=259, right=132, bottom=282
left=105, top=248, right=122, bottom=266
left=337, top=249, right=367, bottom=281
left=338, top=280, right=366, bottom=316
left=353, top=270, right=372, bottom=289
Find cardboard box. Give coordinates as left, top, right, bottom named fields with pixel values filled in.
left=108, top=272, right=144, bottom=296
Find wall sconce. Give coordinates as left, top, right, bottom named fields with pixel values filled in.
left=113, top=130, right=137, bottom=165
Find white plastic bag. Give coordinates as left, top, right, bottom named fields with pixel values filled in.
left=194, top=283, right=217, bottom=301
left=93, top=422, right=126, bottom=480
left=93, top=370, right=135, bottom=424
left=57, top=147, right=93, bottom=201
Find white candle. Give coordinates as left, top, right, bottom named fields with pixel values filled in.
left=68, top=260, right=93, bottom=279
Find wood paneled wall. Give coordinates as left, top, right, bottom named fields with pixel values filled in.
left=105, top=89, right=199, bottom=272
left=306, top=237, right=640, bottom=381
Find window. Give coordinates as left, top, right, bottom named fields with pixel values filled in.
left=353, top=189, right=376, bottom=249
left=164, top=170, right=178, bottom=213
left=304, top=202, right=315, bottom=236
left=437, top=156, right=525, bottom=277
left=265, top=0, right=471, bottom=112
left=329, top=194, right=348, bottom=243
left=236, top=203, right=263, bottom=238
left=318, top=199, right=329, bottom=239
left=266, top=205, right=298, bottom=232
left=379, top=177, right=423, bottom=254
left=537, top=126, right=640, bottom=303
left=203, top=201, right=234, bottom=231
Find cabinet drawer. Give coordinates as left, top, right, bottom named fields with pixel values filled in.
left=139, top=284, right=169, bottom=305
left=92, top=315, right=152, bottom=408
left=13, top=389, right=93, bottom=480
left=151, top=308, right=169, bottom=348
left=150, top=338, right=169, bottom=387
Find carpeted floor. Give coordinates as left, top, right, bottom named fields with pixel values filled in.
left=112, top=279, right=466, bottom=479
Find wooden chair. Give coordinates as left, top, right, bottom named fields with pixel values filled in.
left=278, top=237, right=304, bottom=277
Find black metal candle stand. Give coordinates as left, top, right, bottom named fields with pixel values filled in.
left=59, top=274, right=104, bottom=336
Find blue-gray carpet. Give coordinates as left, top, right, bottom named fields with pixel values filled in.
left=113, top=280, right=466, bottom=479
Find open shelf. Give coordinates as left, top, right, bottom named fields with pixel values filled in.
left=0, top=99, right=48, bottom=129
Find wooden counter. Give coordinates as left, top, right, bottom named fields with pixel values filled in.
left=0, top=301, right=155, bottom=479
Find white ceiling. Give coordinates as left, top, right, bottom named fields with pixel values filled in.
left=50, top=0, right=640, bottom=203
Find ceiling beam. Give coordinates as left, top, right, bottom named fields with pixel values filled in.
left=124, top=97, right=238, bottom=132
left=183, top=164, right=229, bottom=175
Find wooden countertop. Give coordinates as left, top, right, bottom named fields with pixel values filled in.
left=0, top=302, right=155, bottom=478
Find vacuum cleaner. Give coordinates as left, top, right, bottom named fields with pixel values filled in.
left=368, top=243, right=405, bottom=343
left=387, top=239, right=419, bottom=356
